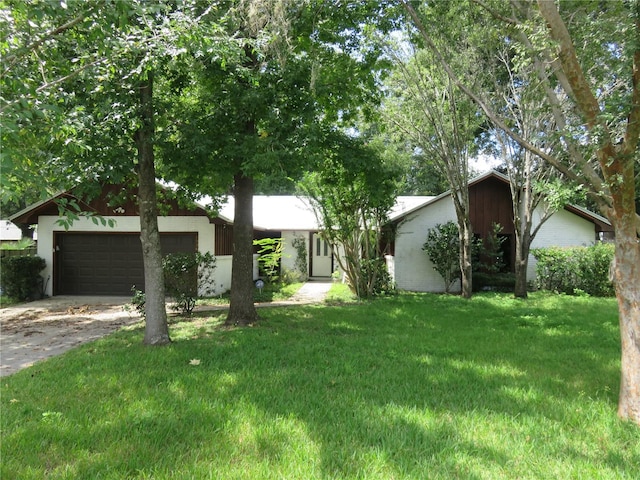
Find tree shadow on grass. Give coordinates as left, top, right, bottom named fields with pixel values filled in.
left=2, top=293, right=636, bottom=479
left=214, top=295, right=634, bottom=478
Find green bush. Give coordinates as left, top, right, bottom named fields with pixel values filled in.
left=163, top=252, right=216, bottom=314
left=0, top=255, right=46, bottom=301
left=422, top=221, right=460, bottom=293
left=532, top=243, right=615, bottom=297
left=357, top=258, right=395, bottom=297
left=253, top=237, right=284, bottom=283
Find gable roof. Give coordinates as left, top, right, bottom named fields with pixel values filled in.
left=217, top=195, right=439, bottom=231
left=388, top=170, right=612, bottom=231
left=218, top=196, right=319, bottom=231
left=0, top=220, right=23, bottom=241
left=9, top=184, right=223, bottom=225
left=10, top=171, right=611, bottom=232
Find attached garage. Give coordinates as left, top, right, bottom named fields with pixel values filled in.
left=53, top=233, right=197, bottom=295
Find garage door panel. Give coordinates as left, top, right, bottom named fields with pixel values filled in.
left=54, top=233, right=196, bottom=295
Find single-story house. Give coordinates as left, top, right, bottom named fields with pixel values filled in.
left=385, top=170, right=613, bottom=292
left=10, top=171, right=612, bottom=297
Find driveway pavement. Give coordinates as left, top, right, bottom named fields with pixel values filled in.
left=0, top=296, right=140, bottom=377
left=0, top=281, right=332, bottom=377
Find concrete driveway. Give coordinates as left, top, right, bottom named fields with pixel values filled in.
left=0, top=296, right=140, bottom=377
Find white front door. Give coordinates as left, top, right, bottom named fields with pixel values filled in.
left=311, top=233, right=332, bottom=277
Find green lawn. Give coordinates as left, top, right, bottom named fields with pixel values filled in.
left=2, top=292, right=638, bottom=479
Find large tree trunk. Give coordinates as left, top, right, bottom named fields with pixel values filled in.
left=459, top=217, right=473, bottom=298
left=609, top=175, right=640, bottom=423
left=614, top=226, right=640, bottom=423
left=225, top=172, right=261, bottom=326
left=513, top=238, right=530, bottom=299
left=513, top=212, right=531, bottom=299
left=134, top=69, right=170, bottom=345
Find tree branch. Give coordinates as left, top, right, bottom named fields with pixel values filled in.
left=3, top=11, right=91, bottom=76
left=399, top=1, right=581, bottom=183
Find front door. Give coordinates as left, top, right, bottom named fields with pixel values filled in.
left=311, top=233, right=332, bottom=277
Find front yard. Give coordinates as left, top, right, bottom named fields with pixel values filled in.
left=1, top=291, right=638, bottom=479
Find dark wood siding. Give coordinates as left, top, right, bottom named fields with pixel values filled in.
left=468, top=176, right=515, bottom=272
left=469, top=176, right=515, bottom=238
left=215, top=224, right=234, bottom=255
left=54, top=232, right=196, bottom=295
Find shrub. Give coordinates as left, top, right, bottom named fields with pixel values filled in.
left=291, top=235, right=308, bottom=280
left=532, top=243, right=615, bottom=296
left=253, top=237, right=283, bottom=283
left=280, top=267, right=307, bottom=285
left=163, top=252, right=216, bottom=315
left=422, top=221, right=460, bottom=293
left=0, top=255, right=46, bottom=301
left=356, top=258, right=395, bottom=297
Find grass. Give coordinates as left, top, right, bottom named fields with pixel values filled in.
left=2, top=292, right=638, bottom=479
left=197, top=281, right=304, bottom=306
left=0, top=295, right=20, bottom=307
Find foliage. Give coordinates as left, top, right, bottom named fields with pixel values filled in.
left=357, top=257, right=395, bottom=297
left=3, top=293, right=637, bottom=479
left=477, top=222, right=506, bottom=274
left=0, top=238, right=35, bottom=251
left=422, top=221, right=460, bottom=293
left=253, top=238, right=283, bottom=283
left=128, top=286, right=146, bottom=319
left=300, top=132, right=402, bottom=299
left=473, top=272, right=516, bottom=293
left=280, top=267, right=307, bottom=285
left=163, top=252, right=216, bottom=315
left=532, top=243, right=615, bottom=297
left=0, top=255, right=46, bottom=301
left=291, top=235, right=308, bottom=279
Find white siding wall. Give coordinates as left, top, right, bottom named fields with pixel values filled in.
left=526, top=208, right=597, bottom=280
left=394, top=197, right=459, bottom=293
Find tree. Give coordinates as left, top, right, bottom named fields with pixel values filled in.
left=134, top=68, right=170, bottom=345
left=384, top=40, right=484, bottom=298
left=300, top=132, right=401, bottom=298
left=1, top=1, right=219, bottom=345
left=400, top=0, right=640, bottom=424
left=161, top=0, right=392, bottom=324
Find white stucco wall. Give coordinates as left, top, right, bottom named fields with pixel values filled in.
left=526, top=208, right=597, bottom=280
left=393, top=197, right=458, bottom=293
left=281, top=230, right=309, bottom=277
left=37, top=215, right=219, bottom=297
left=393, top=198, right=598, bottom=293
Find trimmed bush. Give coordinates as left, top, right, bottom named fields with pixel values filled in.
left=0, top=255, right=46, bottom=301
left=532, top=243, right=615, bottom=296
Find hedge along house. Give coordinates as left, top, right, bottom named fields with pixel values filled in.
left=384, top=170, right=614, bottom=293
left=9, top=184, right=241, bottom=297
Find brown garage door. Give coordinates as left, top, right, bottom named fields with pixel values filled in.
left=54, top=233, right=197, bottom=295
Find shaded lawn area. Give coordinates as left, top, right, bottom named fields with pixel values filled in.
left=2, top=292, right=638, bottom=479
